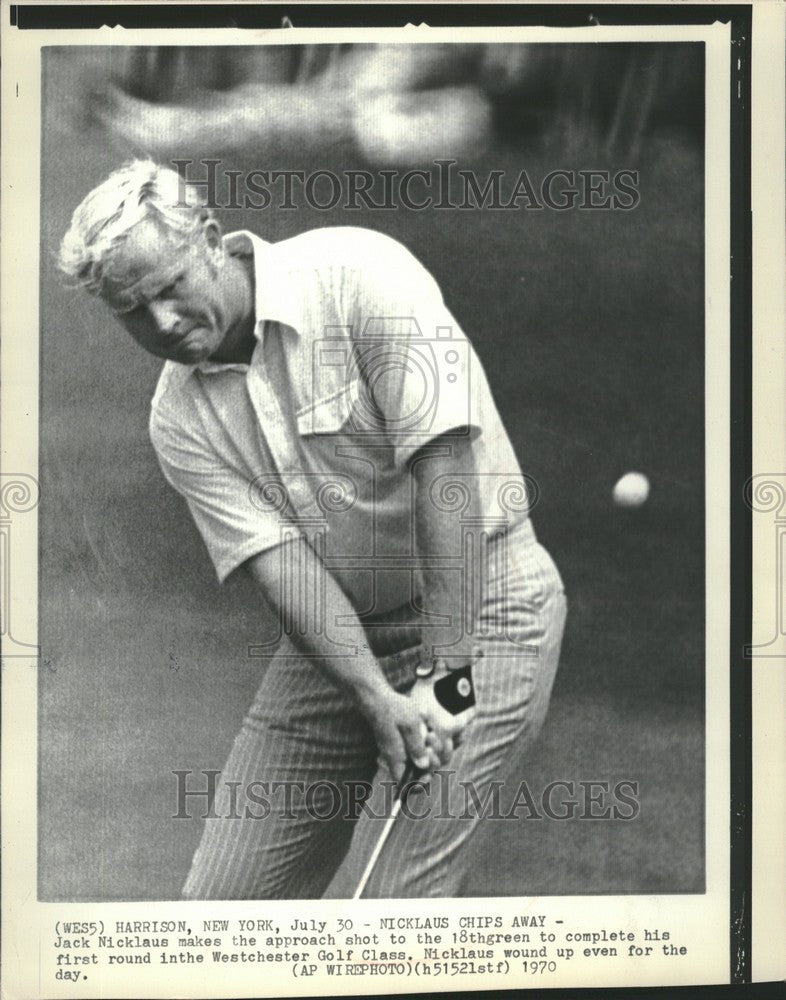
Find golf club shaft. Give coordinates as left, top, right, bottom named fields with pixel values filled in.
left=352, top=762, right=419, bottom=899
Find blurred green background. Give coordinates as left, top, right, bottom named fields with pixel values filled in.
left=39, top=43, right=705, bottom=899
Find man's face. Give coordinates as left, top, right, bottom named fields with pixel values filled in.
left=99, top=217, right=231, bottom=364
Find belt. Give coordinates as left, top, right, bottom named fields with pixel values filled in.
left=361, top=603, right=423, bottom=657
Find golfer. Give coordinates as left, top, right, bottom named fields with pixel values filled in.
left=58, top=160, right=566, bottom=898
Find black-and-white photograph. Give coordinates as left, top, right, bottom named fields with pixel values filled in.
left=37, top=39, right=707, bottom=906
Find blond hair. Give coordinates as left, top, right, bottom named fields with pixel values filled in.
left=58, top=160, right=211, bottom=295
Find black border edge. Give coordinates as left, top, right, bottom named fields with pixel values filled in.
left=728, top=3, right=753, bottom=987
left=8, top=4, right=756, bottom=32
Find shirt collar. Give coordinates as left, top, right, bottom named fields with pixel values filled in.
left=195, top=229, right=301, bottom=375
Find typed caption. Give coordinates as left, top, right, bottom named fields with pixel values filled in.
left=52, top=911, right=689, bottom=987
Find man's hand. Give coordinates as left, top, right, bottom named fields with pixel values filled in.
left=359, top=681, right=471, bottom=783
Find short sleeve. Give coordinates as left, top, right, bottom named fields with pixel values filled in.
left=149, top=407, right=298, bottom=583
left=348, top=259, right=483, bottom=467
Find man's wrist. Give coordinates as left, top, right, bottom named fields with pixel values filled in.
left=352, top=660, right=394, bottom=712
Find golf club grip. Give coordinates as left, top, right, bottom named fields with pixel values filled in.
left=396, top=662, right=476, bottom=795
left=398, top=760, right=425, bottom=797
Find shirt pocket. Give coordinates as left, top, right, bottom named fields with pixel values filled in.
left=296, top=377, right=361, bottom=436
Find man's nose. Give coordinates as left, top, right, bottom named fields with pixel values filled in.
left=148, top=300, right=181, bottom=334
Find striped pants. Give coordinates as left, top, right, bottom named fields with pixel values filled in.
left=182, top=522, right=566, bottom=899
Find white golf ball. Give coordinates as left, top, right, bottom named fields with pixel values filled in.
left=613, top=472, right=650, bottom=508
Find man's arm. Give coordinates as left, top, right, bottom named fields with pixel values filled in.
left=243, top=538, right=456, bottom=780
left=412, top=432, right=480, bottom=666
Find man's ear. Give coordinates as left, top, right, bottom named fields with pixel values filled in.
left=203, top=217, right=223, bottom=251
left=202, top=217, right=225, bottom=275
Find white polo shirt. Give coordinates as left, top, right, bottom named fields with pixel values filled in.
left=149, top=226, right=534, bottom=613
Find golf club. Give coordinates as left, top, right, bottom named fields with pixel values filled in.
left=352, top=658, right=478, bottom=899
